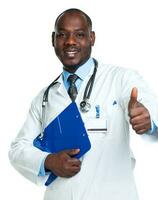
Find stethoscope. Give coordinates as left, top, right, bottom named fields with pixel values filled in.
left=40, top=58, right=98, bottom=138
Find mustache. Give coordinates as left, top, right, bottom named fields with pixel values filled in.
left=63, top=46, right=81, bottom=52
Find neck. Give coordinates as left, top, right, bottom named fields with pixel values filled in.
left=63, top=58, right=90, bottom=73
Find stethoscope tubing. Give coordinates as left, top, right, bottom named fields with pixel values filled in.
left=40, top=58, right=98, bottom=136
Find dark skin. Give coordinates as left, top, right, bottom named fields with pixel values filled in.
left=44, top=11, right=151, bottom=178
left=52, top=12, right=95, bottom=73
left=45, top=149, right=81, bottom=178
left=128, top=87, right=151, bottom=134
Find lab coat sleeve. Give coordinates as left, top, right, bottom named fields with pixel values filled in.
left=120, top=68, right=158, bottom=133
left=8, top=90, right=50, bottom=186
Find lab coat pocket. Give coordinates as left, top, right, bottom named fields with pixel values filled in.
left=84, top=117, right=112, bottom=148
left=108, top=102, right=124, bottom=120
left=85, top=116, right=110, bottom=135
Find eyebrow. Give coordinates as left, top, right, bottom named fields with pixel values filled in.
left=56, top=28, right=87, bottom=32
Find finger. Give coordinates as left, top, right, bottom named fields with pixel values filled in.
left=130, top=114, right=146, bottom=125
left=64, top=165, right=81, bottom=177
left=130, top=87, right=138, bottom=104
left=70, top=165, right=81, bottom=174
left=64, top=161, right=81, bottom=170
left=129, top=87, right=138, bottom=109
left=71, top=165, right=81, bottom=171
left=129, top=107, right=144, bottom=118
left=132, top=123, right=151, bottom=133
left=136, top=129, right=148, bottom=135
left=61, top=170, right=79, bottom=178
left=64, top=168, right=80, bottom=178
left=67, top=158, right=81, bottom=166
left=64, top=149, right=80, bottom=156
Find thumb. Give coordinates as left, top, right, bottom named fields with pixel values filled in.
left=65, top=149, right=80, bottom=156
left=129, top=87, right=138, bottom=109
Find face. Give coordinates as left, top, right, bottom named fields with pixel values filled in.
left=52, top=12, right=95, bottom=72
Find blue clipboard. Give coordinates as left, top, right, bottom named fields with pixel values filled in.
left=33, top=102, right=91, bottom=186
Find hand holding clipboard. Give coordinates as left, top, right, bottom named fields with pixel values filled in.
left=33, top=102, right=91, bottom=186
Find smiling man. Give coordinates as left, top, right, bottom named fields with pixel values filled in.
left=52, top=9, right=95, bottom=72
left=9, top=8, right=158, bottom=200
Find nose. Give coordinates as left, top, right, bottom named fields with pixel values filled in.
left=65, top=33, right=77, bottom=45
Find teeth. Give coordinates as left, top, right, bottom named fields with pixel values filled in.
left=64, top=49, right=79, bottom=58
left=65, top=51, right=77, bottom=57
left=68, top=54, right=75, bottom=57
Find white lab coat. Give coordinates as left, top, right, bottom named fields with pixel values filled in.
left=9, top=61, right=158, bottom=200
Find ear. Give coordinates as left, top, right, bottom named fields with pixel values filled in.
left=52, top=32, right=55, bottom=47
left=90, top=31, right=95, bottom=46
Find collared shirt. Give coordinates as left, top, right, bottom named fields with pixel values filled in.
left=62, top=57, right=94, bottom=92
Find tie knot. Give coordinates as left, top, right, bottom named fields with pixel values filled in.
left=68, top=74, right=78, bottom=85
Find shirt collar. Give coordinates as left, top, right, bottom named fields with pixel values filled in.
left=62, top=57, right=94, bottom=82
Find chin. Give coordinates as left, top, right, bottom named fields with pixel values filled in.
left=62, top=59, right=83, bottom=72
left=62, top=58, right=81, bottom=67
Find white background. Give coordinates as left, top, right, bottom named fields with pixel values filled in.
left=1, top=0, right=158, bottom=199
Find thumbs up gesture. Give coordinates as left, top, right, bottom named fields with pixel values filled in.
left=128, top=87, right=151, bottom=134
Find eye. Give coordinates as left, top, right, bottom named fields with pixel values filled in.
left=57, top=32, right=67, bottom=39
left=76, top=32, right=85, bottom=39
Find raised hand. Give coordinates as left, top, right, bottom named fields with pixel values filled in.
left=128, top=87, right=151, bottom=134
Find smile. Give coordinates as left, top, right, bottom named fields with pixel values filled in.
left=64, top=50, right=79, bottom=57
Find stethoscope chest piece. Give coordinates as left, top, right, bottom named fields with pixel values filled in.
left=80, top=99, right=91, bottom=113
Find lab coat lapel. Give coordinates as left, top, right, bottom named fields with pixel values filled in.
left=56, top=75, right=70, bottom=100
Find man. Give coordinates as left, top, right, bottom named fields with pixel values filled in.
left=9, top=8, right=158, bottom=200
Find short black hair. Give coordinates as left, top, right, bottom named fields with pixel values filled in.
left=54, top=8, right=92, bottom=30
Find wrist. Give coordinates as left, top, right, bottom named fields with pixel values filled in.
left=44, top=154, right=56, bottom=171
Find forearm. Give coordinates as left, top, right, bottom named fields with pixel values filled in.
left=9, top=137, right=50, bottom=185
